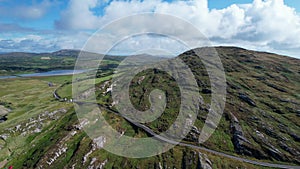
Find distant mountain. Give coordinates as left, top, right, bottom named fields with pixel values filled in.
left=0, top=49, right=125, bottom=76
left=0, top=49, right=82, bottom=58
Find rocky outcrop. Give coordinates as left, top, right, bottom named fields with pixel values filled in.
left=231, top=122, right=252, bottom=155
left=87, top=159, right=108, bottom=169
left=93, top=136, right=106, bottom=149
left=198, top=152, right=212, bottom=169
left=0, top=115, right=7, bottom=123
left=185, top=126, right=201, bottom=142
left=252, top=130, right=288, bottom=161
left=46, top=147, right=67, bottom=165
left=297, top=110, right=300, bottom=117
left=278, top=141, right=300, bottom=156
left=239, top=93, right=256, bottom=106
left=0, top=105, right=10, bottom=123
left=230, top=113, right=267, bottom=159
left=0, top=108, right=67, bottom=141
left=290, top=133, right=300, bottom=142
left=230, top=113, right=251, bottom=153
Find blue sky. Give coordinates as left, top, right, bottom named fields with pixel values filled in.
left=1, top=0, right=300, bottom=58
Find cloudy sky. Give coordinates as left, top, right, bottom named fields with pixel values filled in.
left=1, top=0, right=300, bottom=58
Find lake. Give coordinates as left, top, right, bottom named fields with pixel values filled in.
left=0, top=70, right=87, bottom=79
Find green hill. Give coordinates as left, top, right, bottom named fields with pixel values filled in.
left=0, top=47, right=299, bottom=169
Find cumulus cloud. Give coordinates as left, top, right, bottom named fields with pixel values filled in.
left=52, top=0, right=300, bottom=57
left=55, top=0, right=101, bottom=30
left=0, top=32, right=90, bottom=53
left=1, top=0, right=300, bottom=57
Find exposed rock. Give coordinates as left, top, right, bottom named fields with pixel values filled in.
left=0, top=116, right=7, bottom=123
left=278, top=124, right=288, bottom=133
left=158, top=162, right=163, bottom=169
left=87, top=158, right=98, bottom=169
left=106, top=85, right=112, bottom=93
left=75, top=118, right=89, bottom=130
left=93, top=136, right=106, bottom=149
left=88, top=159, right=108, bottom=169
left=90, top=158, right=97, bottom=165
left=263, top=102, right=284, bottom=114
left=100, top=81, right=110, bottom=90
left=0, top=134, right=8, bottom=140
left=297, top=110, right=300, bottom=117
left=230, top=113, right=239, bottom=123
left=83, top=148, right=94, bottom=164
left=98, top=159, right=108, bottom=169
left=33, top=128, right=42, bottom=133
left=185, top=126, right=200, bottom=142
left=265, top=82, right=287, bottom=93
left=0, top=105, right=11, bottom=115
left=0, top=105, right=9, bottom=123
left=198, top=152, right=212, bottom=169
left=231, top=121, right=252, bottom=155
left=262, top=126, right=277, bottom=139
left=239, top=93, right=256, bottom=106
left=46, top=147, right=67, bottom=166
left=201, top=88, right=211, bottom=94
left=253, top=130, right=288, bottom=161
left=278, top=141, right=300, bottom=156
left=262, top=145, right=285, bottom=161
left=290, top=133, right=300, bottom=142
left=138, top=76, right=145, bottom=84
left=229, top=113, right=267, bottom=159
left=15, top=125, right=21, bottom=131
left=192, top=126, right=200, bottom=135
left=249, top=116, right=260, bottom=122
left=254, top=65, right=264, bottom=69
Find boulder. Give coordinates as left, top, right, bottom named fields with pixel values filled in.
left=239, top=93, right=256, bottom=106
left=290, top=133, right=300, bottom=142
left=201, top=89, right=211, bottom=94
left=198, top=152, right=212, bottom=169
left=93, top=136, right=106, bottom=149
left=0, top=115, right=7, bottom=123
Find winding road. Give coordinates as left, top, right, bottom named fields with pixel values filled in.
left=53, top=83, right=300, bottom=169
left=100, top=105, right=300, bottom=169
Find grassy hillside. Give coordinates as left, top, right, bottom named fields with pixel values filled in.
left=0, top=47, right=299, bottom=168
left=180, top=47, right=300, bottom=163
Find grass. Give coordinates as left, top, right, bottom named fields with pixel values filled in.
left=57, top=75, right=112, bottom=99
left=0, top=47, right=299, bottom=168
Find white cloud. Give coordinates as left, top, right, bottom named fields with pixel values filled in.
left=55, top=0, right=101, bottom=30
left=0, top=0, right=299, bottom=58
left=0, top=32, right=90, bottom=53
left=52, top=0, right=300, bottom=58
